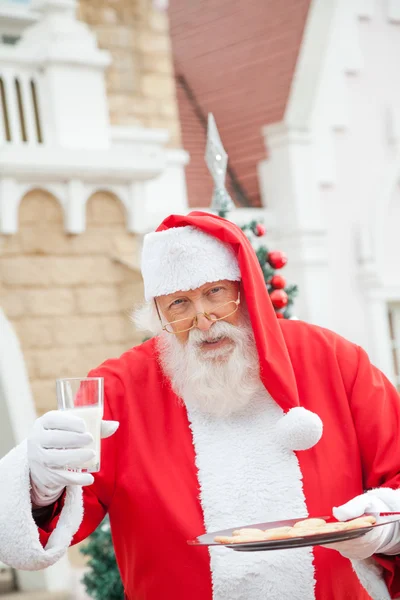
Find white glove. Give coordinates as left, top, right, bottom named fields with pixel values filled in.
left=28, top=410, right=119, bottom=508
left=323, top=493, right=400, bottom=559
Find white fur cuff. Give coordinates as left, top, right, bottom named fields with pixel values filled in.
left=0, top=441, right=83, bottom=570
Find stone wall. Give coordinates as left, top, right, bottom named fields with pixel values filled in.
left=0, top=189, right=144, bottom=417
left=77, top=0, right=181, bottom=147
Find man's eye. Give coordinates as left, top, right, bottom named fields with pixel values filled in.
left=170, top=298, right=185, bottom=307
left=210, top=287, right=223, bottom=294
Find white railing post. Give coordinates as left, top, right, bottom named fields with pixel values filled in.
left=2, top=68, right=22, bottom=144
left=0, top=79, right=5, bottom=145
left=19, top=72, right=37, bottom=145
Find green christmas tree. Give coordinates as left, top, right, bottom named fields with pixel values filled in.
left=80, top=518, right=124, bottom=600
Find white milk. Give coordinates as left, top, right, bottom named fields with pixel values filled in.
left=66, top=405, right=103, bottom=471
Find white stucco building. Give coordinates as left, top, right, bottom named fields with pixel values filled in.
left=260, top=0, right=400, bottom=387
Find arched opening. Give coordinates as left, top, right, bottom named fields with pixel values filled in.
left=86, top=189, right=127, bottom=226
left=85, top=189, right=136, bottom=263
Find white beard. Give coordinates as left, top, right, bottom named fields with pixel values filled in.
left=156, top=318, right=263, bottom=417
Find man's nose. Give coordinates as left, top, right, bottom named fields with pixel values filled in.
left=195, top=312, right=214, bottom=331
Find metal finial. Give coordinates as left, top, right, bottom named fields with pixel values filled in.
left=205, top=113, right=234, bottom=214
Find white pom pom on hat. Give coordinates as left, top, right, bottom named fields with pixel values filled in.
left=275, top=407, right=323, bottom=451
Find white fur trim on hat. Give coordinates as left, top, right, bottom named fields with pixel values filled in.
left=275, top=407, right=323, bottom=451
left=141, top=226, right=241, bottom=300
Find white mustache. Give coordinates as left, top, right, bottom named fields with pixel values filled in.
left=188, top=320, right=239, bottom=344
left=157, top=315, right=262, bottom=418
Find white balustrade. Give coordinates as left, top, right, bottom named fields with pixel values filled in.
left=0, top=64, right=44, bottom=146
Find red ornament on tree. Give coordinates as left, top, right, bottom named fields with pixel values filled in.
left=254, top=223, right=266, bottom=237
left=270, top=274, right=286, bottom=289
left=267, top=251, right=287, bottom=269
left=269, top=289, right=289, bottom=309
left=275, top=311, right=285, bottom=319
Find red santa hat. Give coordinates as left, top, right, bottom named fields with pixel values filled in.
left=141, top=211, right=323, bottom=452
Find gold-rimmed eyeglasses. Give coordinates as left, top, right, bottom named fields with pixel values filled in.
left=155, top=291, right=241, bottom=334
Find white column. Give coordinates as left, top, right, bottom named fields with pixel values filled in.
left=0, top=178, right=20, bottom=234
left=65, top=179, right=86, bottom=234
left=259, top=122, right=332, bottom=327
left=128, top=181, right=149, bottom=233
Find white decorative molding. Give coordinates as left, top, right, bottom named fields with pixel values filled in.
left=21, top=0, right=109, bottom=67
left=0, top=3, right=39, bottom=38
left=0, top=143, right=165, bottom=180
left=0, top=129, right=189, bottom=235
left=387, top=0, right=400, bottom=23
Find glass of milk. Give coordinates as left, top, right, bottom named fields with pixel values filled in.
left=56, top=377, right=104, bottom=473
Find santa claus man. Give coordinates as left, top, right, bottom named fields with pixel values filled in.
left=1, top=211, right=400, bottom=600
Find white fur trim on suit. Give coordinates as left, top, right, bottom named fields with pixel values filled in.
left=185, top=386, right=317, bottom=600
left=0, top=441, right=83, bottom=570
left=351, top=558, right=391, bottom=600
left=141, top=226, right=241, bottom=300
left=275, top=407, right=323, bottom=451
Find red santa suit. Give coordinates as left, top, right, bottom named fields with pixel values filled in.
left=1, top=212, right=400, bottom=600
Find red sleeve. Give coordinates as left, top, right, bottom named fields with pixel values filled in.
left=349, top=346, right=400, bottom=597
left=37, top=367, right=123, bottom=547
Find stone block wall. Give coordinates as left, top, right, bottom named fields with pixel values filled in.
left=77, top=0, right=181, bottom=146
left=0, top=190, right=144, bottom=417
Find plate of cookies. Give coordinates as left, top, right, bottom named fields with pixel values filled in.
left=188, top=514, right=397, bottom=552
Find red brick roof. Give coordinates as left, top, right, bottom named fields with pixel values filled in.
left=169, top=0, right=311, bottom=208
